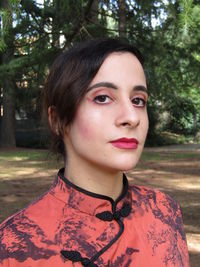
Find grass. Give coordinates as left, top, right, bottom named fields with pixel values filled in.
left=0, top=148, right=199, bottom=163
left=0, top=149, right=49, bottom=161
left=0, top=149, right=62, bottom=170
left=141, top=151, right=200, bottom=162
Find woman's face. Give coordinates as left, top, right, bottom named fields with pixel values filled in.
left=63, top=52, right=148, bottom=172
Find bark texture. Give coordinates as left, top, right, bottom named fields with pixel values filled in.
left=90, top=0, right=99, bottom=25
left=118, top=0, right=127, bottom=37
left=0, top=0, right=16, bottom=147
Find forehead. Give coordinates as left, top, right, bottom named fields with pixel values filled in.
left=90, top=52, right=146, bottom=86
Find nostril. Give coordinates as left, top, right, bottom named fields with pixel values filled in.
left=122, top=122, right=129, bottom=126
left=115, top=106, right=140, bottom=127
left=121, top=120, right=139, bottom=127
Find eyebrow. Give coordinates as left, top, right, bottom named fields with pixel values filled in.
left=133, top=85, right=148, bottom=94
left=87, top=82, right=148, bottom=95
left=87, top=82, right=118, bottom=91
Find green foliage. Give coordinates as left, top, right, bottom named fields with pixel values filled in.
left=164, top=95, right=198, bottom=135
left=0, top=0, right=199, bottom=147
left=179, top=0, right=200, bottom=42
left=0, top=39, right=7, bottom=51
left=0, top=0, right=21, bottom=51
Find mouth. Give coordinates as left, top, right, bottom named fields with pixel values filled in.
left=110, top=138, right=139, bottom=149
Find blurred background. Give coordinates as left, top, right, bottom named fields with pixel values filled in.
left=0, top=0, right=199, bottom=148
left=0, top=1, right=199, bottom=266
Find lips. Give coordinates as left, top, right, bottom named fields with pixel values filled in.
left=110, top=138, right=139, bottom=149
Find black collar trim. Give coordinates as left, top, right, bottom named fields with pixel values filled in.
left=58, top=168, right=133, bottom=266
left=58, top=168, right=129, bottom=206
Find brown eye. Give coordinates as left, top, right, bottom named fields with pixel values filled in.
left=132, top=97, right=146, bottom=107
left=93, top=95, right=111, bottom=104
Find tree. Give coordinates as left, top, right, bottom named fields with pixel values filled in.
left=0, top=0, right=199, bottom=148
left=0, top=0, right=16, bottom=147
left=118, top=0, right=126, bottom=37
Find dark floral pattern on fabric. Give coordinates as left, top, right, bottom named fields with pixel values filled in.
left=132, top=186, right=186, bottom=239
left=109, top=247, right=139, bottom=267
left=131, top=186, right=188, bottom=266
left=0, top=169, right=189, bottom=267
left=0, top=212, right=57, bottom=262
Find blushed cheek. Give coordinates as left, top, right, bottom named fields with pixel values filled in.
left=75, top=114, right=96, bottom=141
left=74, top=104, right=105, bottom=142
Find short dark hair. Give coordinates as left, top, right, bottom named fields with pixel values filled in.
left=43, top=37, right=144, bottom=156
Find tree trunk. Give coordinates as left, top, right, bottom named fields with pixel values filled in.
left=52, top=0, right=60, bottom=48
left=118, top=0, right=126, bottom=37
left=0, top=0, right=16, bottom=147
left=0, top=88, right=16, bottom=147
left=91, top=0, right=99, bottom=25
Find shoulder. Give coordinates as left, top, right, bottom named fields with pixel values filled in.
left=129, top=184, right=184, bottom=227
left=130, top=184, right=181, bottom=212
left=129, top=184, right=186, bottom=240
left=128, top=185, right=189, bottom=265
left=0, top=188, right=61, bottom=263
left=0, top=189, right=51, bottom=248
left=0, top=206, right=27, bottom=262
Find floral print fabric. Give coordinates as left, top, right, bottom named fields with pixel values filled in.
left=0, top=169, right=189, bottom=266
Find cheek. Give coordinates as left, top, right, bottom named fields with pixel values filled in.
left=70, top=100, right=111, bottom=144
left=145, top=114, right=149, bottom=129
left=73, top=110, right=102, bottom=141
left=76, top=118, right=94, bottom=140
left=144, top=116, right=149, bottom=138
left=140, top=113, right=149, bottom=137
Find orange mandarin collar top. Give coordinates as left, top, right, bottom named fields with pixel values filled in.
left=0, top=168, right=190, bottom=267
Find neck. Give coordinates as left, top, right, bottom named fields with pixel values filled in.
left=64, top=158, right=123, bottom=201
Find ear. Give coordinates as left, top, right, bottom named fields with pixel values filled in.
left=48, top=106, right=59, bottom=135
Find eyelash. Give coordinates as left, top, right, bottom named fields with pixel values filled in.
left=132, top=97, right=147, bottom=107
left=93, top=95, right=147, bottom=107
left=93, top=95, right=111, bottom=104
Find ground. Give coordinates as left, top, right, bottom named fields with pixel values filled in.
left=0, top=144, right=199, bottom=267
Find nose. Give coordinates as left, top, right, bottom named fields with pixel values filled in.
left=115, top=100, right=140, bottom=128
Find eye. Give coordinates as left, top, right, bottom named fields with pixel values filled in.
left=93, top=95, right=111, bottom=104
left=132, top=97, right=147, bottom=107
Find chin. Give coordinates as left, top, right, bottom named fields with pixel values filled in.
left=115, top=154, right=141, bottom=171
left=121, top=163, right=138, bottom=171
left=110, top=159, right=140, bottom=172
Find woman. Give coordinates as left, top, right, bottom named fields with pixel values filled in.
left=0, top=38, right=189, bottom=266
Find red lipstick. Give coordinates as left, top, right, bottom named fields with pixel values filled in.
left=110, top=138, right=139, bottom=149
